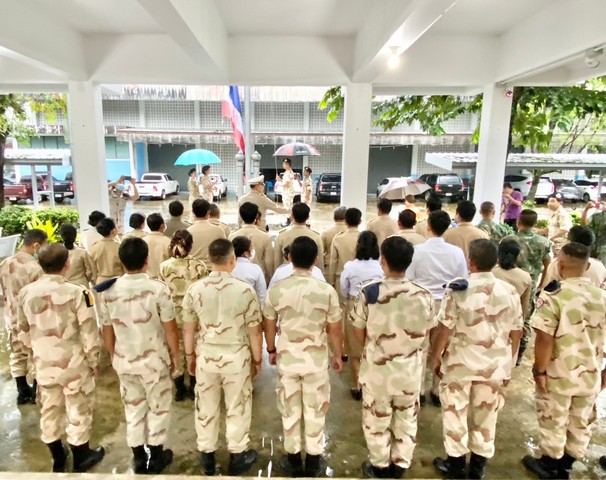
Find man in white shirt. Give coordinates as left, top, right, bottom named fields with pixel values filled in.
left=406, top=210, right=468, bottom=407
left=231, top=236, right=267, bottom=304
left=269, top=245, right=325, bottom=288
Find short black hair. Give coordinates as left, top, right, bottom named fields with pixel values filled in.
left=129, top=213, right=146, bottom=229
left=503, top=182, right=513, bottom=189
left=518, top=210, right=538, bottom=228
left=469, top=239, right=498, bottom=271
left=283, top=158, right=292, bottom=166
left=480, top=201, right=495, bottom=215
left=398, top=209, right=416, bottom=229
left=192, top=199, right=211, bottom=218
left=240, top=202, right=260, bottom=224
left=202, top=165, right=211, bottom=175
left=189, top=168, right=197, bottom=176
left=169, top=200, right=184, bottom=217
left=38, top=243, right=69, bottom=274
left=426, top=195, right=442, bottom=212
left=548, top=193, right=563, bottom=203
left=345, top=208, right=362, bottom=227
left=498, top=238, right=521, bottom=270
left=232, top=236, right=252, bottom=257
left=568, top=226, right=595, bottom=247
left=59, top=224, right=77, bottom=250
left=289, top=236, right=318, bottom=269
left=96, top=218, right=116, bottom=237
left=381, top=236, right=413, bottom=272
left=88, top=210, right=106, bottom=227
left=146, top=213, right=164, bottom=232
left=561, top=242, right=590, bottom=261
left=119, top=237, right=148, bottom=271
left=209, top=238, right=234, bottom=265
left=304, top=166, right=312, bottom=174
left=456, top=200, right=476, bottom=222
left=292, top=202, right=310, bottom=223
left=23, top=228, right=48, bottom=247
left=209, top=203, right=221, bottom=218
left=356, top=231, right=380, bottom=261
left=427, top=211, right=451, bottom=236
left=333, top=206, right=347, bottom=221
left=377, top=198, right=392, bottom=214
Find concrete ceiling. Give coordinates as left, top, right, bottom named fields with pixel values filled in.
left=0, top=0, right=605, bottom=94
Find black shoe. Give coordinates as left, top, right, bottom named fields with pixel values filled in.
left=433, top=455, right=466, bottom=479
left=468, top=453, right=488, bottom=479
left=148, top=445, right=173, bottom=474
left=390, top=464, right=406, bottom=478
left=516, top=345, right=527, bottom=367
left=131, top=445, right=148, bottom=474
left=187, top=377, right=196, bottom=400
left=351, top=388, right=362, bottom=401
left=15, top=376, right=34, bottom=405
left=600, top=455, right=606, bottom=470
left=522, top=455, right=560, bottom=479
left=305, top=454, right=324, bottom=477
left=228, top=449, right=258, bottom=476
left=419, top=394, right=426, bottom=406
left=430, top=392, right=441, bottom=407
left=70, top=442, right=105, bottom=473
left=280, top=452, right=304, bottom=477
left=362, top=461, right=391, bottom=478
left=174, top=375, right=187, bottom=402
left=558, top=453, right=575, bottom=479
left=200, top=451, right=216, bottom=475
left=47, top=440, right=68, bottom=473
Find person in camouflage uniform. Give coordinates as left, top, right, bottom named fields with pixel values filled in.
left=432, top=239, right=523, bottom=480
left=350, top=236, right=434, bottom=479
left=476, top=201, right=509, bottom=242
left=582, top=200, right=606, bottom=265
left=0, top=228, right=47, bottom=404
left=17, top=244, right=104, bottom=473
left=159, top=229, right=208, bottom=401
left=98, top=237, right=179, bottom=475
left=523, top=242, right=606, bottom=480
left=182, top=238, right=262, bottom=476
left=264, top=236, right=344, bottom=478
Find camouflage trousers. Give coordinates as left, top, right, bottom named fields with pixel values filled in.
left=277, top=369, right=330, bottom=455
left=118, top=369, right=172, bottom=447
left=174, top=327, right=186, bottom=378
left=7, top=328, right=34, bottom=379
left=421, top=300, right=442, bottom=396
left=39, top=373, right=95, bottom=446
left=195, top=367, right=253, bottom=453
left=282, top=193, right=294, bottom=214
left=439, top=380, right=505, bottom=458
left=536, top=390, right=597, bottom=459
left=362, top=390, right=419, bottom=469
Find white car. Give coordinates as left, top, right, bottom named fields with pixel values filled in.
left=209, top=174, right=227, bottom=201
left=503, top=174, right=533, bottom=197
left=574, top=179, right=606, bottom=202
left=132, top=173, right=180, bottom=200
left=534, top=177, right=556, bottom=201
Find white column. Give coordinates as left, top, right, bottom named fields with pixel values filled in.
left=68, top=81, right=109, bottom=226
left=473, top=84, right=513, bottom=216
left=341, top=83, right=372, bottom=217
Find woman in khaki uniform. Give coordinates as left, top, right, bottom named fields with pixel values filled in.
left=89, top=218, right=125, bottom=284
left=60, top=224, right=97, bottom=288
left=200, top=165, right=214, bottom=203
left=302, top=166, right=313, bottom=206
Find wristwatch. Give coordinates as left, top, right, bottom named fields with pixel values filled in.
left=532, top=367, right=547, bottom=377
left=267, top=347, right=277, bottom=354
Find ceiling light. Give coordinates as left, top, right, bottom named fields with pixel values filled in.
left=585, top=48, right=603, bottom=69
left=388, top=47, right=400, bottom=70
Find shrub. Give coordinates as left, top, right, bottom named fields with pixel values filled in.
left=0, top=206, right=79, bottom=237
left=536, top=219, right=548, bottom=229
left=570, top=211, right=581, bottom=227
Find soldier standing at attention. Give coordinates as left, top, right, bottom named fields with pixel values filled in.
left=582, top=200, right=606, bottom=265
left=414, top=195, right=442, bottom=238
left=367, top=198, right=398, bottom=246
left=89, top=218, right=125, bottom=284
left=164, top=200, right=191, bottom=238
left=329, top=207, right=362, bottom=290
left=188, top=168, right=202, bottom=221
left=523, top=242, right=606, bottom=480
left=278, top=159, right=297, bottom=226
left=432, top=239, right=523, bottom=480
left=143, top=213, right=171, bottom=279
left=350, top=236, right=434, bottom=479
left=238, top=175, right=290, bottom=231
left=476, top=201, right=509, bottom=242
left=320, top=206, right=348, bottom=271
left=99, top=237, right=179, bottom=475
left=443, top=201, right=489, bottom=260
left=182, top=238, right=262, bottom=476
left=264, top=236, right=343, bottom=478
left=187, top=199, right=226, bottom=264
left=159, top=230, right=208, bottom=402
left=60, top=224, right=97, bottom=288
left=0, top=228, right=47, bottom=404
left=392, top=209, right=426, bottom=245
left=17, top=244, right=104, bottom=473
left=200, top=165, right=214, bottom=202
left=209, top=203, right=232, bottom=238
left=121, top=213, right=147, bottom=240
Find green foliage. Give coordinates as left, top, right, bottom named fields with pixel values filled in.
left=570, top=211, right=581, bottom=227
left=0, top=206, right=78, bottom=237
left=318, top=87, right=345, bottom=123
left=500, top=222, right=515, bottom=236
left=523, top=199, right=537, bottom=209
left=536, top=219, right=549, bottom=229
left=26, top=216, right=60, bottom=243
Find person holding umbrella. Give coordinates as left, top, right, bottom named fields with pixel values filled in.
left=188, top=168, right=201, bottom=219
left=277, top=159, right=296, bottom=226
left=200, top=165, right=214, bottom=203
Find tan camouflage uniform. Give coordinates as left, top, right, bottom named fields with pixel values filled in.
left=350, top=278, right=434, bottom=469
left=200, top=175, right=214, bottom=203
left=182, top=272, right=261, bottom=453
left=281, top=170, right=296, bottom=213
left=108, top=190, right=128, bottom=233
left=531, top=277, right=606, bottom=459
left=437, top=272, right=523, bottom=458
left=17, top=275, right=100, bottom=445
left=263, top=271, right=342, bottom=455
left=98, top=273, right=176, bottom=447
left=548, top=207, right=572, bottom=256
left=0, top=251, right=43, bottom=378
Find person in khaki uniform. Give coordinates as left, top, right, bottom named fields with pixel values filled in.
left=122, top=213, right=148, bottom=240
left=328, top=208, right=361, bottom=290
left=60, top=224, right=97, bottom=288
left=278, top=159, right=297, bottom=225
left=164, top=200, right=191, bottom=238
left=391, top=209, right=426, bottom=245
left=415, top=196, right=442, bottom=238
left=188, top=168, right=202, bottom=222
left=0, top=228, right=47, bottom=404
left=274, top=202, right=324, bottom=274
left=209, top=203, right=231, bottom=238
left=183, top=238, right=262, bottom=476
left=229, top=202, right=274, bottom=283
left=144, top=213, right=171, bottom=279
left=320, top=206, right=347, bottom=271
left=187, top=199, right=226, bottom=264
left=238, top=175, right=290, bottom=230
left=90, top=218, right=125, bottom=284
left=443, top=201, right=489, bottom=260
left=99, top=237, right=179, bottom=475
left=17, top=244, right=104, bottom=473
left=367, top=198, right=398, bottom=246
left=200, top=165, right=214, bottom=202
left=536, top=194, right=573, bottom=256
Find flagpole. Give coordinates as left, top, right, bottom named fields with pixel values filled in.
left=243, top=86, right=253, bottom=194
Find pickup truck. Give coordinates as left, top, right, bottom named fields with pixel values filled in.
left=20, top=174, right=74, bottom=203
left=130, top=173, right=180, bottom=200
left=4, top=175, right=47, bottom=204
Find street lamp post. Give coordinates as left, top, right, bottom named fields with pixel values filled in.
left=235, top=150, right=245, bottom=198
left=252, top=150, right=261, bottom=178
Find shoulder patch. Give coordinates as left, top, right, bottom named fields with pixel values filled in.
left=94, top=277, right=119, bottom=293
left=362, top=282, right=381, bottom=305
left=443, top=278, right=469, bottom=291
left=542, top=280, right=561, bottom=294
left=83, top=289, right=95, bottom=308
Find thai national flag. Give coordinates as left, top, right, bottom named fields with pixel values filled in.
left=222, top=85, right=245, bottom=154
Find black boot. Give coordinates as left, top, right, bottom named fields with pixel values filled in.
left=362, top=461, right=391, bottom=478
left=279, top=452, right=304, bottom=477
left=47, top=440, right=68, bottom=473
left=70, top=442, right=105, bottom=473
left=200, top=451, right=216, bottom=475
left=468, top=453, right=488, bottom=479
left=131, top=445, right=148, bottom=474
left=148, top=445, right=173, bottom=474
left=15, top=376, right=34, bottom=405
left=174, top=375, right=187, bottom=402
left=430, top=392, right=442, bottom=407
left=187, top=376, right=196, bottom=400
left=522, top=455, right=560, bottom=479
left=516, top=344, right=528, bottom=366
left=390, top=464, right=406, bottom=479
left=600, top=455, right=606, bottom=470
left=557, top=453, right=576, bottom=480
left=433, top=455, right=466, bottom=479
left=305, top=454, right=324, bottom=477
left=228, top=449, right=258, bottom=476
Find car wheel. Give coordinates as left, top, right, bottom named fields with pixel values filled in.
left=41, top=195, right=48, bottom=201
left=583, top=193, right=590, bottom=202
left=9, top=200, right=17, bottom=205
left=55, top=197, right=64, bottom=204
left=175, top=185, right=180, bottom=195
left=424, top=191, right=431, bottom=201
left=160, top=190, right=166, bottom=200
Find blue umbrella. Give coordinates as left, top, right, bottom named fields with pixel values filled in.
left=174, top=149, right=222, bottom=166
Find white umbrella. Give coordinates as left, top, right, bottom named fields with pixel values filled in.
left=379, top=177, right=431, bottom=200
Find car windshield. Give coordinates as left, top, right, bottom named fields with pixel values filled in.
left=321, top=175, right=341, bottom=182
left=143, top=175, right=162, bottom=181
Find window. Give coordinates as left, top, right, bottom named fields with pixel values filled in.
left=438, top=175, right=461, bottom=185
left=321, top=175, right=341, bottom=183
left=166, top=175, right=173, bottom=181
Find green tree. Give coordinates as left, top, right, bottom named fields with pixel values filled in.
left=0, top=94, right=67, bottom=208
